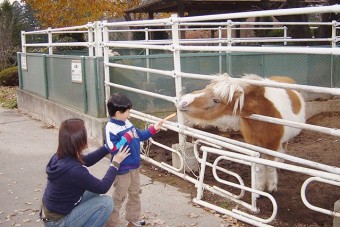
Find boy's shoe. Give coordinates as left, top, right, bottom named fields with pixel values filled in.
left=126, top=220, right=146, bottom=227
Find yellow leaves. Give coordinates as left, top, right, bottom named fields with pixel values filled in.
left=23, top=0, right=141, bottom=28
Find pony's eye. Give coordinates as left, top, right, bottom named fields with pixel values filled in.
left=213, top=99, right=220, bottom=103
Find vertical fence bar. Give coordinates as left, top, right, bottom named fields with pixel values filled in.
left=331, top=20, right=337, bottom=48
left=196, top=150, right=208, bottom=200
left=145, top=28, right=150, bottom=83
left=218, top=26, right=222, bottom=74
left=227, top=20, right=233, bottom=75
left=102, top=22, right=110, bottom=115
left=48, top=27, right=53, bottom=54
left=88, top=22, right=94, bottom=57
left=93, top=57, right=100, bottom=117
left=43, top=54, right=49, bottom=99
left=81, top=56, right=88, bottom=113
left=94, top=21, right=103, bottom=57
left=21, top=31, right=26, bottom=54
left=330, top=21, right=337, bottom=87
left=171, top=14, right=187, bottom=171
left=17, top=53, right=23, bottom=90
left=283, top=26, right=288, bottom=46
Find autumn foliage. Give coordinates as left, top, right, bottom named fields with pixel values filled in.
left=23, top=0, right=140, bottom=28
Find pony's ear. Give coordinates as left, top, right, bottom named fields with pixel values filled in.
left=233, top=90, right=243, bottom=99
left=231, top=89, right=245, bottom=114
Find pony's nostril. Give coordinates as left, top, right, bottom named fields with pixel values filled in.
left=179, top=101, right=187, bottom=108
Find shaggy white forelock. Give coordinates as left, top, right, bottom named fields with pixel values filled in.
left=211, top=74, right=245, bottom=114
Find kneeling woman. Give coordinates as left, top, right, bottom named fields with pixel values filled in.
left=40, top=118, right=130, bottom=227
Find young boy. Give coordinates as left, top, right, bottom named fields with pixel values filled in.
left=105, top=93, right=164, bottom=227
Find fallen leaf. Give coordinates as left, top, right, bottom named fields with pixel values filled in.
left=187, top=212, right=199, bottom=218
left=153, top=219, right=166, bottom=224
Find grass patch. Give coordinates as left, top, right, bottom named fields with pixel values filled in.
left=0, top=86, right=17, bottom=109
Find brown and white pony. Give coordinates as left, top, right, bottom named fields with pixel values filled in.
left=177, top=73, right=305, bottom=193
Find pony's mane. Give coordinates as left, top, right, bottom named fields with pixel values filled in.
left=211, top=73, right=263, bottom=114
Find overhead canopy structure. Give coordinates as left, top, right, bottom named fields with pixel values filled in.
left=125, top=0, right=328, bottom=19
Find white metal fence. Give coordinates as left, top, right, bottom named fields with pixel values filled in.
left=21, top=5, right=340, bottom=226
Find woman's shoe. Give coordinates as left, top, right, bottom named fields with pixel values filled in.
left=126, top=220, right=146, bottom=227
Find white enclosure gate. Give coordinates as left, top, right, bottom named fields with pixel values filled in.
left=21, top=5, right=340, bottom=226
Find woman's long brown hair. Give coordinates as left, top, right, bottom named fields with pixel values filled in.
left=56, top=118, right=88, bottom=163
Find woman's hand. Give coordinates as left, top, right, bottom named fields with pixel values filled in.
left=112, top=146, right=130, bottom=164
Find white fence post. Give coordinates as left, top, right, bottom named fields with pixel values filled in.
left=87, top=22, right=94, bottom=57
left=171, top=14, right=199, bottom=172
left=102, top=21, right=110, bottom=112
left=334, top=200, right=340, bottom=227
left=94, top=21, right=103, bottom=57
left=48, top=27, right=53, bottom=54
left=21, top=31, right=26, bottom=54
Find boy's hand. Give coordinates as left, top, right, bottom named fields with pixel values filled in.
left=127, top=130, right=134, bottom=138
left=112, top=146, right=130, bottom=164
left=154, top=112, right=176, bottom=131
left=154, top=119, right=164, bottom=131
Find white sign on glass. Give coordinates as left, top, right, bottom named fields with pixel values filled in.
left=21, top=55, right=27, bottom=70
left=71, top=60, right=82, bottom=83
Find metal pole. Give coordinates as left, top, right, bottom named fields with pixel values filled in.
left=87, top=22, right=94, bottom=57
left=21, top=31, right=26, bottom=53
left=145, top=28, right=150, bottom=83
left=103, top=22, right=110, bottom=116
left=43, top=54, right=49, bottom=98
left=227, top=20, right=233, bottom=75
left=171, top=14, right=187, bottom=168
left=17, top=53, right=23, bottom=90
left=81, top=56, right=88, bottom=113
left=94, top=21, right=103, bottom=57
left=48, top=27, right=53, bottom=54
left=218, top=26, right=222, bottom=74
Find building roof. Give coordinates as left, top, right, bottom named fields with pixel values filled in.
left=125, top=0, right=328, bottom=16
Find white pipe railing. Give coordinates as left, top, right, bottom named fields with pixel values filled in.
left=132, top=109, right=340, bottom=175
left=130, top=109, right=340, bottom=225
left=107, top=81, right=176, bottom=103
left=202, top=146, right=340, bottom=183
left=21, top=5, right=340, bottom=55
left=101, top=9, right=340, bottom=223
left=177, top=45, right=340, bottom=55
left=301, top=177, right=340, bottom=217
left=21, top=5, right=340, bottom=226
left=22, top=24, right=92, bottom=34
left=213, top=156, right=278, bottom=224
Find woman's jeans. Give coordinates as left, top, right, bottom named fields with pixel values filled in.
left=44, top=191, right=113, bottom=227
